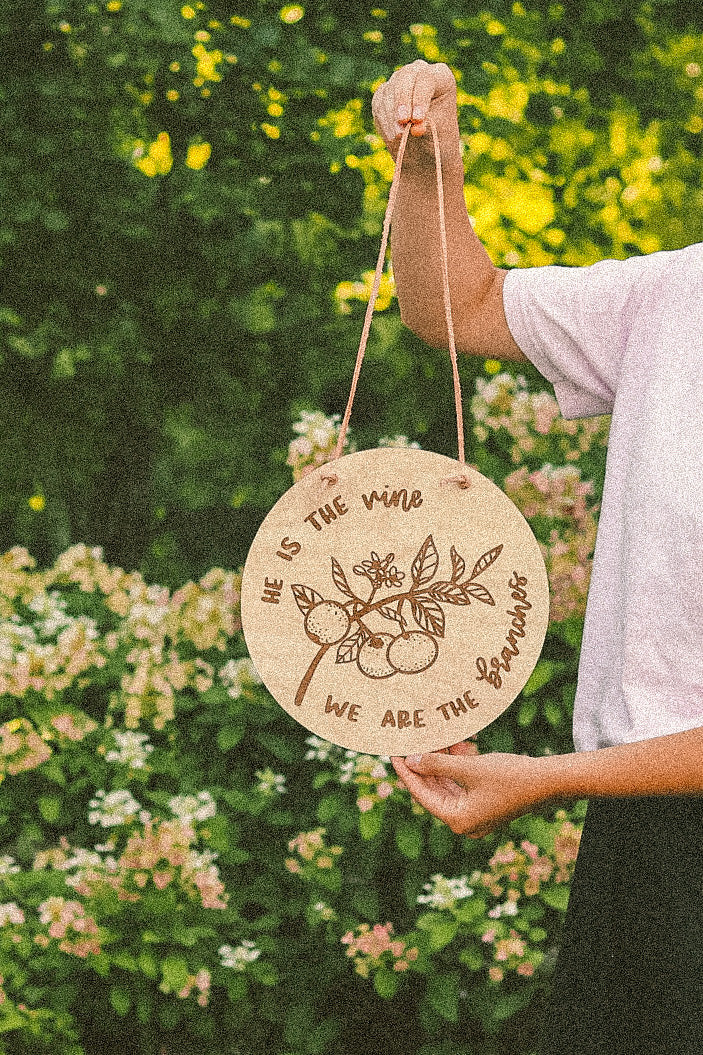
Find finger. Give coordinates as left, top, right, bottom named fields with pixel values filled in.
left=371, top=81, right=399, bottom=143
left=385, top=59, right=441, bottom=139
left=408, top=61, right=456, bottom=135
left=391, top=757, right=456, bottom=820
left=404, top=750, right=471, bottom=781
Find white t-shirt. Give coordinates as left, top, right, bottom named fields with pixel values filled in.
left=502, top=244, right=703, bottom=751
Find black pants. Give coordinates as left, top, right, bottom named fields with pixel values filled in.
left=538, top=795, right=703, bottom=1055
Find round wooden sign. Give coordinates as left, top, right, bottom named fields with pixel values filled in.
left=241, top=448, right=550, bottom=756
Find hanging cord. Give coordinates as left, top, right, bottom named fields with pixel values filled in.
left=321, top=116, right=471, bottom=489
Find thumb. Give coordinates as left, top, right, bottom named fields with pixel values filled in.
left=404, top=751, right=465, bottom=779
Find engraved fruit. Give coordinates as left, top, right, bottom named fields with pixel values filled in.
left=357, top=633, right=397, bottom=679
left=303, top=601, right=351, bottom=645
left=386, top=630, right=438, bottom=674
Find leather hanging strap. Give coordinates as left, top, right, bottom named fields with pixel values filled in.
left=324, top=116, right=470, bottom=490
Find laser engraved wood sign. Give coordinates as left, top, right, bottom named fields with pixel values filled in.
left=243, top=121, right=549, bottom=754
left=241, top=447, right=550, bottom=756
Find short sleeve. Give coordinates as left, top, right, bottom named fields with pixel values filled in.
left=501, top=252, right=672, bottom=419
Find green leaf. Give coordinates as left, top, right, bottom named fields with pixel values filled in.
left=562, top=683, right=577, bottom=711
left=426, top=971, right=460, bottom=1023
left=351, top=888, right=379, bottom=920
left=256, top=728, right=299, bottom=762
left=37, top=795, right=61, bottom=822
left=374, top=968, right=400, bottom=999
left=284, top=1005, right=313, bottom=1048
left=416, top=911, right=443, bottom=930
left=316, top=791, right=344, bottom=823
left=138, top=951, right=158, bottom=979
left=459, top=946, right=484, bottom=971
left=162, top=955, right=189, bottom=991
left=426, top=918, right=458, bottom=952
left=545, top=699, right=564, bottom=727
left=109, top=986, right=131, bottom=1017
left=135, top=991, right=153, bottom=1024
left=560, top=618, right=584, bottom=648
left=358, top=808, right=382, bottom=841
left=41, top=759, right=66, bottom=786
left=111, top=951, right=137, bottom=972
left=522, top=660, right=556, bottom=697
left=517, top=698, right=538, bottom=726
left=454, top=899, right=484, bottom=924
left=0, top=1008, right=25, bottom=1032
left=493, top=987, right=533, bottom=1020
left=541, top=884, right=571, bottom=912
left=428, top=821, right=453, bottom=858
left=395, top=818, right=422, bottom=859
left=515, top=813, right=555, bottom=850
left=529, top=926, right=548, bottom=942
left=217, top=724, right=244, bottom=750
left=91, top=953, right=110, bottom=977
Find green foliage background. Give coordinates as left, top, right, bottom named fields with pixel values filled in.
left=3, top=0, right=703, bottom=586
left=2, top=3, right=703, bottom=1053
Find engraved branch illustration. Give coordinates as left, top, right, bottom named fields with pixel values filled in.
left=291, top=535, right=503, bottom=707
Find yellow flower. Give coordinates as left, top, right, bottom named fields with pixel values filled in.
left=280, top=5, right=304, bottom=23
left=185, top=142, right=212, bottom=169
left=484, top=359, right=502, bottom=375
left=143, top=132, right=173, bottom=175
left=29, top=494, right=46, bottom=512
left=181, top=5, right=196, bottom=18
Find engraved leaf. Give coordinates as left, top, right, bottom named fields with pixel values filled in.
left=429, top=581, right=471, bottom=605
left=336, top=627, right=364, bottom=664
left=331, top=557, right=352, bottom=598
left=469, top=544, right=504, bottom=581
left=463, top=582, right=495, bottom=606
left=450, top=546, right=465, bottom=583
left=411, top=535, right=439, bottom=587
left=378, top=603, right=403, bottom=624
left=410, top=596, right=445, bottom=637
left=291, top=584, right=325, bottom=616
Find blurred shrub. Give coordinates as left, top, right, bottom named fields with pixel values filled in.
left=2, top=1, right=703, bottom=585
left=0, top=373, right=608, bottom=1054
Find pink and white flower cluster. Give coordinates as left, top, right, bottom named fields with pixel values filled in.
left=284, top=827, right=343, bottom=875
left=286, top=411, right=352, bottom=481
left=475, top=813, right=581, bottom=981
left=33, top=814, right=228, bottom=912
left=480, top=817, right=580, bottom=902
left=340, top=922, right=419, bottom=977
left=503, top=464, right=599, bottom=621
left=339, top=753, right=396, bottom=813
left=161, top=967, right=212, bottom=1008
left=0, top=544, right=242, bottom=736
left=471, top=371, right=610, bottom=465
left=35, top=896, right=101, bottom=959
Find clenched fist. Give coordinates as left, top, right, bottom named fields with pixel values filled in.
left=371, top=59, right=464, bottom=174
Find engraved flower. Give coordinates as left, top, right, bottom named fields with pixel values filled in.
left=353, top=552, right=405, bottom=589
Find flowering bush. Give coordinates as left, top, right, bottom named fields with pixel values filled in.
left=0, top=370, right=604, bottom=1054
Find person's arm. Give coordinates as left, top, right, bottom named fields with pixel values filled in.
left=391, top=726, right=703, bottom=837
left=372, top=60, right=526, bottom=362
